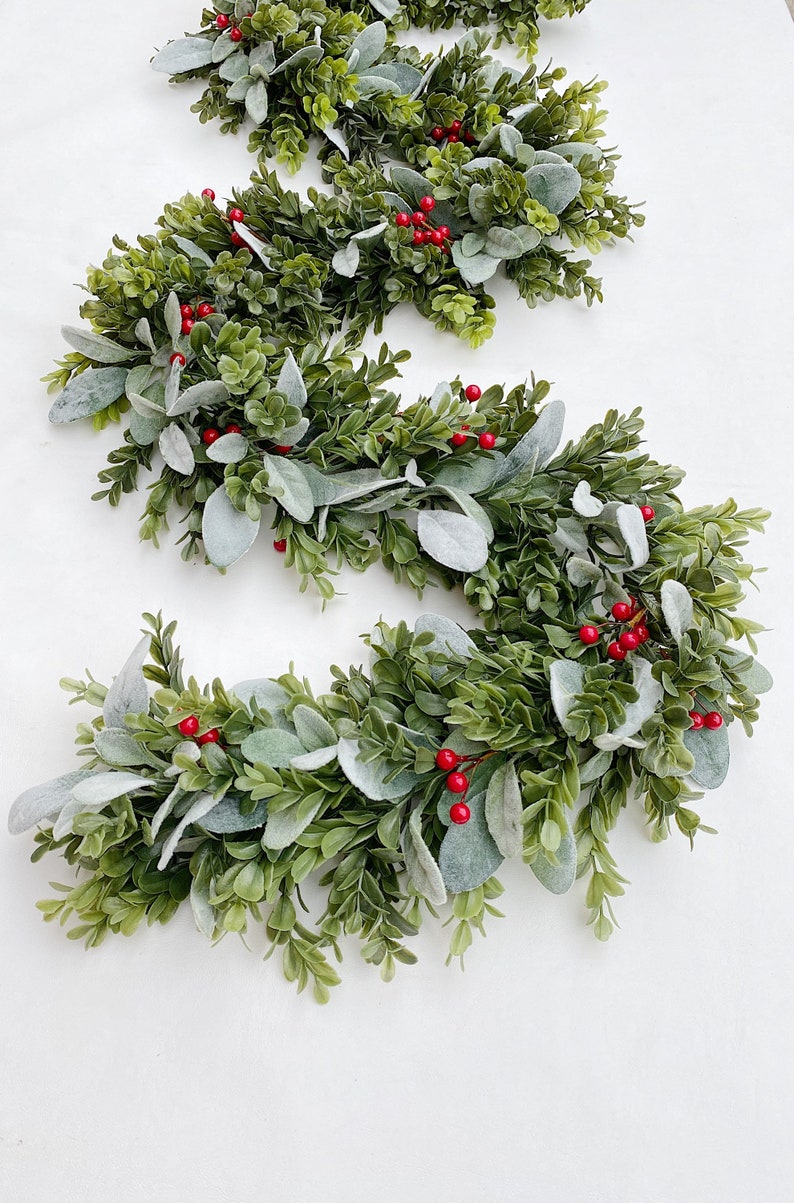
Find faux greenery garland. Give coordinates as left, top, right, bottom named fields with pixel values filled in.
left=11, top=388, right=770, bottom=999
left=153, top=3, right=594, bottom=173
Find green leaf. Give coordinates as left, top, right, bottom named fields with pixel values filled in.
left=402, top=809, right=446, bottom=906
left=661, top=579, right=694, bottom=645
left=151, top=37, right=215, bottom=74
left=245, top=78, right=269, bottom=125
left=48, top=366, right=129, bottom=423
left=485, top=762, right=523, bottom=857
left=103, top=635, right=150, bottom=727
left=234, top=861, right=265, bottom=902
left=389, top=165, right=429, bottom=205
left=439, top=791, right=503, bottom=894
left=531, top=816, right=577, bottom=894
left=292, top=705, right=336, bottom=752
left=60, top=326, right=136, bottom=364
left=337, top=738, right=421, bottom=801
left=190, top=874, right=216, bottom=939
left=525, top=161, right=582, bottom=214
left=683, top=725, right=730, bottom=790
left=7, top=771, right=93, bottom=835
left=240, top=729, right=305, bottom=769
left=202, top=485, right=261, bottom=568
left=417, top=509, right=489, bottom=573
left=451, top=242, right=500, bottom=285
left=483, top=226, right=525, bottom=260
left=261, top=453, right=315, bottom=522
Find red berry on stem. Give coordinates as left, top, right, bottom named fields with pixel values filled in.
left=201, top=188, right=216, bottom=200
left=640, top=505, right=655, bottom=523
left=478, top=432, right=496, bottom=450
left=273, top=539, right=287, bottom=553
left=435, top=748, right=459, bottom=772
left=431, top=126, right=445, bottom=141
left=230, top=231, right=246, bottom=247
left=446, top=771, right=469, bottom=794
left=447, top=133, right=459, bottom=143
left=437, top=225, right=451, bottom=239
left=607, top=641, right=627, bottom=662
left=197, top=302, right=215, bottom=318
left=449, top=120, right=462, bottom=134
left=611, top=602, right=633, bottom=622
left=412, top=229, right=426, bottom=246
left=411, top=211, right=426, bottom=227
left=273, top=445, right=291, bottom=454
left=579, top=625, right=600, bottom=645
left=463, top=130, right=476, bottom=144
left=464, top=384, right=481, bottom=402
left=198, top=729, right=220, bottom=746
left=704, top=711, right=724, bottom=729
left=228, top=207, right=245, bottom=223
left=181, top=318, right=195, bottom=335
left=634, top=624, right=650, bottom=644
left=216, top=14, right=230, bottom=29
left=177, top=715, right=199, bottom=737
left=230, top=25, right=243, bottom=41
left=169, top=352, right=186, bottom=367
left=619, top=630, right=640, bottom=652
left=449, top=802, right=471, bottom=825
left=429, top=229, right=446, bottom=247
left=395, top=212, right=411, bottom=228
left=451, top=431, right=469, bottom=447
left=202, top=428, right=220, bottom=445
left=180, top=304, right=194, bottom=319
left=225, top=423, right=242, bottom=435
left=689, top=711, right=705, bottom=730
left=419, top=195, right=435, bottom=213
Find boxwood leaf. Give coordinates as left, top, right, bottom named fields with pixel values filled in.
left=417, top=509, right=490, bottom=573
left=48, top=366, right=128, bottom=423
left=202, top=485, right=261, bottom=568
left=402, top=809, right=446, bottom=906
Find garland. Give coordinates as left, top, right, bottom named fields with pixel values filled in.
left=11, top=391, right=770, bottom=999
left=153, top=4, right=594, bottom=173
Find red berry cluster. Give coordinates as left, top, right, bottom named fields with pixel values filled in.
left=430, top=120, right=476, bottom=146
left=689, top=709, right=723, bottom=730
left=216, top=10, right=252, bottom=40
left=176, top=714, right=220, bottom=746
left=394, top=196, right=452, bottom=252
left=448, top=384, right=496, bottom=450
left=179, top=300, right=216, bottom=335
left=202, top=423, right=242, bottom=445
left=434, top=747, right=492, bottom=824
left=578, top=599, right=650, bottom=662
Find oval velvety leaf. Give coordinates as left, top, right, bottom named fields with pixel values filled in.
left=485, top=761, right=524, bottom=858
left=347, top=20, right=387, bottom=71
left=438, top=791, right=504, bottom=894
left=94, top=728, right=150, bottom=768
left=261, top=453, right=315, bottom=522
left=71, top=772, right=153, bottom=806
left=661, top=579, right=694, bottom=645
left=531, top=818, right=577, bottom=894
left=616, top=504, right=650, bottom=569
left=290, top=746, right=338, bottom=772
left=683, top=725, right=730, bottom=790
left=414, top=613, right=476, bottom=662
left=483, top=226, right=525, bottom=260
left=525, top=161, right=582, bottom=214
left=190, top=876, right=216, bottom=939
left=261, top=797, right=323, bottom=851
left=167, top=379, right=230, bottom=417
left=402, top=809, right=446, bottom=906
left=158, top=793, right=218, bottom=870
left=60, top=326, right=136, bottom=364
left=232, top=678, right=290, bottom=721
left=240, top=728, right=306, bottom=768
left=151, top=37, right=215, bottom=74
left=549, top=660, right=585, bottom=736
left=245, top=77, right=269, bottom=125
left=572, top=480, right=604, bottom=518
left=337, top=738, right=421, bottom=801
left=271, top=45, right=324, bottom=75
left=206, top=432, right=249, bottom=464
left=171, top=236, right=214, bottom=268
left=593, top=659, right=663, bottom=751
left=276, top=350, right=307, bottom=410
left=202, top=486, right=261, bottom=568
left=331, top=242, right=360, bottom=278
left=48, top=366, right=129, bottom=423
left=493, top=399, right=565, bottom=485
left=159, top=424, right=196, bottom=475
left=417, top=509, right=489, bottom=573
left=292, top=705, right=336, bottom=752
left=199, top=796, right=269, bottom=834
left=451, top=243, right=500, bottom=285
left=103, top=635, right=151, bottom=728
left=8, top=770, right=94, bottom=835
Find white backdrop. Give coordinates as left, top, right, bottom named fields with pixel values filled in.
left=1, top=1, right=793, bottom=1199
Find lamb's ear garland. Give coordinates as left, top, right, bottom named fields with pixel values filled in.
left=9, top=395, right=770, bottom=999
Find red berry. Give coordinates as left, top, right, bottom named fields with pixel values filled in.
left=611, top=602, right=633, bottom=622
left=704, top=711, right=724, bottom=729
left=230, top=26, right=243, bottom=41
left=430, top=126, right=444, bottom=141
left=177, top=715, right=199, bottom=737
left=429, top=229, right=446, bottom=247
left=201, top=188, right=216, bottom=200
left=446, top=771, right=469, bottom=794
left=412, top=229, right=426, bottom=246
left=465, top=384, right=481, bottom=402
left=640, top=505, right=655, bottom=523
left=180, top=304, right=194, bottom=319
left=579, top=625, right=600, bottom=645
left=463, top=130, right=476, bottom=144
left=181, top=318, right=195, bottom=335
left=619, top=631, right=640, bottom=652
left=273, top=445, right=291, bottom=454
left=607, top=641, right=627, bottom=662
left=634, top=624, right=650, bottom=644
left=198, top=728, right=220, bottom=746
left=273, top=539, right=287, bottom=553
left=450, top=431, right=469, bottom=447
left=419, top=195, right=435, bottom=213
left=435, top=748, right=459, bottom=772
left=447, top=133, right=460, bottom=143
left=196, top=302, right=215, bottom=318
left=395, top=212, right=411, bottom=228
left=411, top=211, right=426, bottom=227
left=449, top=802, right=471, bottom=825
left=202, top=428, right=220, bottom=445
left=169, top=352, right=186, bottom=367
left=228, top=207, right=245, bottom=223
left=225, top=423, right=242, bottom=434
left=230, top=231, right=246, bottom=247
left=689, top=711, right=705, bottom=730
left=216, top=14, right=230, bottom=29
left=449, top=120, right=462, bottom=134
left=437, top=225, right=451, bottom=239
left=478, top=432, right=496, bottom=450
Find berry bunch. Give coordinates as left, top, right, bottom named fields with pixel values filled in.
left=449, top=384, right=497, bottom=449
left=202, top=422, right=242, bottom=445
left=215, top=10, right=251, bottom=42
left=578, top=599, right=651, bottom=661
left=689, top=709, right=724, bottom=730
left=429, top=120, right=476, bottom=146
left=434, top=746, right=495, bottom=825
left=176, top=714, right=221, bottom=746
left=394, top=196, right=452, bottom=252
left=179, top=300, right=216, bottom=335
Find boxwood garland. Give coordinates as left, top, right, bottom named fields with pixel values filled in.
left=153, top=4, right=594, bottom=171
left=11, top=386, right=770, bottom=999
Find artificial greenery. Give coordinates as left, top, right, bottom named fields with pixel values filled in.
left=153, top=3, right=595, bottom=172
left=11, top=393, right=771, bottom=999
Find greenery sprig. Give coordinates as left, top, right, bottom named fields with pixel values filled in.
left=11, top=395, right=770, bottom=1000
left=153, top=3, right=595, bottom=173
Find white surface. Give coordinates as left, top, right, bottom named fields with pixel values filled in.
left=1, top=1, right=793, bottom=1199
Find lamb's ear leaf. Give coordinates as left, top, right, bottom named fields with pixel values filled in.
left=331, top=241, right=360, bottom=277
left=103, top=635, right=151, bottom=728
left=60, top=327, right=137, bottom=364
left=402, top=810, right=447, bottom=906
left=202, top=486, right=261, bottom=568
left=158, top=794, right=218, bottom=870
left=661, top=579, right=694, bottom=645
left=261, top=453, right=315, bottom=522
left=531, top=816, right=577, bottom=894
left=152, top=37, right=215, bottom=74
left=525, top=161, right=582, bottom=214
left=549, top=660, right=585, bottom=736
left=484, top=761, right=524, bottom=858
left=245, top=78, right=269, bottom=125
left=417, top=509, right=490, bottom=573
left=492, top=400, right=565, bottom=485
left=439, top=791, right=503, bottom=893
left=292, top=705, right=336, bottom=752
left=158, top=424, right=195, bottom=475
left=683, top=725, right=730, bottom=790
left=48, top=367, right=129, bottom=423
left=8, top=771, right=94, bottom=835
left=240, top=729, right=306, bottom=769
left=199, top=797, right=269, bottom=834
left=337, top=738, right=421, bottom=802
left=347, top=20, right=387, bottom=71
